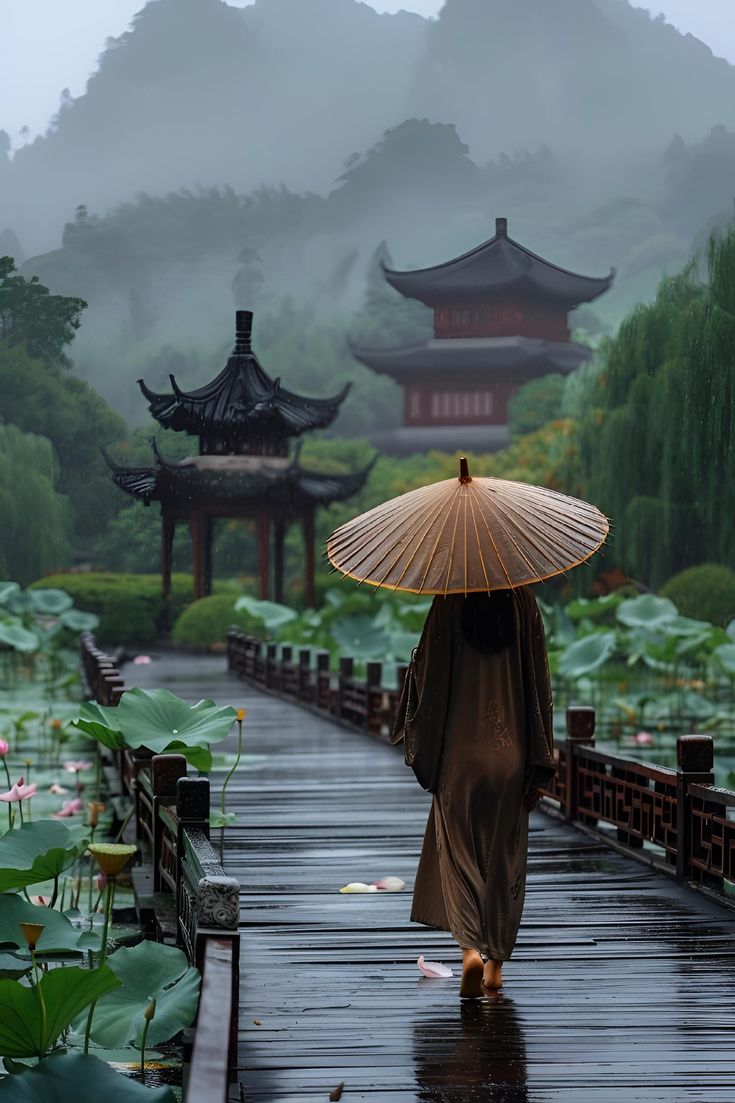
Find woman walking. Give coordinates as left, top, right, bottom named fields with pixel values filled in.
left=326, top=457, right=607, bottom=998
left=392, top=587, right=556, bottom=998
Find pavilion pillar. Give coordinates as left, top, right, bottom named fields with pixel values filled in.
left=161, top=513, right=175, bottom=599
left=257, top=516, right=270, bottom=600
left=202, top=516, right=214, bottom=598
left=191, top=511, right=206, bottom=602
left=274, top=518, right=286, bottom=605
left=302, top=511, right=316, bottom=609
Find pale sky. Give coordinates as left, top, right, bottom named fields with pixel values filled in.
left=1, top=0, right=734, bottom=143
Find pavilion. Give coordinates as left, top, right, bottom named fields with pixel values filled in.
left=351, top=217, right=614, bottom=454
left=108, top=310, right=372, bottom=604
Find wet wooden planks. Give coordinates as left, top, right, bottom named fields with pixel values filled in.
left=130, top=653, right=735, bottom=1103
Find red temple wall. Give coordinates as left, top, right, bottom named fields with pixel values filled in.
left=404, top=383, right=516, bottom=427
left=434, top=300, right=569, bottom=341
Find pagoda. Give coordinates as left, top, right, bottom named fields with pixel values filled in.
left=350, top=217, right=614, bottom=454
left=108, top=310, right=372, bottom=604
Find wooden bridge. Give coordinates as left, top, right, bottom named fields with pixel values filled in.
left=82, top=639, right=735, bottom=1103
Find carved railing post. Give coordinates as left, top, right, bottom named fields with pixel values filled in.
left=366, top=661, right=383, bottom=734
left=298, top=648, right=312, bottom=703
left=150, top=755, right=187, bottom=891
left=565, top=706, right=595, bottom=821
left=338, top=657, right=354, bottom=721
left=316, top=651, right=331, bottom=712
left=676, top=734, right=715, bottom=883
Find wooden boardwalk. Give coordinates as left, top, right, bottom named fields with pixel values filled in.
left=132, top=653, right=735, bottom=1103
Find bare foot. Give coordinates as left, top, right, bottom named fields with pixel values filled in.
left=459, top=948, right=484, bottom=999
left=482, top=959, right=503, bottom=991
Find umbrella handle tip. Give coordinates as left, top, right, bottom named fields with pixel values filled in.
left=459, top=456, right=471, bottom=482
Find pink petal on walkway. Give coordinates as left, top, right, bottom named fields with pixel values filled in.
left=417, top=955, right=454, bottom=979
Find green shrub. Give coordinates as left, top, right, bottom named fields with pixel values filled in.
left=172, top=595, right=262, bottom=650
left=660, top=564, right=735, bottom=627
left=30, top=572, right=196, bottom=645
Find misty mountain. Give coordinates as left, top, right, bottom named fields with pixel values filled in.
left=3, top=0, right=735, bottom=254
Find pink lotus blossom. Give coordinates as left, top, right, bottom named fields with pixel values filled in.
left=0, top=778, right=37, bottom=802
left=53, top=797, right=84, bottom=818
left=63, top=761, right=92, bottom=774
left=0, top=739, right=9, bottom=757
left=49, top=783, right=69, bottom=795
left=133, top=655, right=152, bottom=665
left=29, top=896, right=49, bottom=907
left=96, top=872, right=107, bottom=893
left=417, top=955, right=454, bottom=979
left=634, top=731, right=655, bottom=747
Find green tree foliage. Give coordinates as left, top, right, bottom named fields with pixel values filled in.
left=349, top=242, right=432, bottom=350
left=508, top=374, right=565, bottom=438
left=0, top=425, right=71, bottom=583
left=0, top=340, right=126, bottom=544
left=577, top=224, right=735, bottom=587
left=660, top=564, right=735, bottom=627
left=0, top=256, right=86, bottom=367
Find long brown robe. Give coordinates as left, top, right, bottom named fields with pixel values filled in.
left=393, top=587, right=555, bottom=961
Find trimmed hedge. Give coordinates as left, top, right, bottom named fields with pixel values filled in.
left=172, top=594, right=262, bottom=650
left=660, top=564, right=735, bottom=628
left=30, top=572, right=195, bottom=645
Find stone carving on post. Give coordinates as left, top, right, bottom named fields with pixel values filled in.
left=196, top=875, right=240, bottom=930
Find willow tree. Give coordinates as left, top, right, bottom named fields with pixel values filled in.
left=0, top=425, right=71, bottom=583
left=576, top=225, right=735, bottom=588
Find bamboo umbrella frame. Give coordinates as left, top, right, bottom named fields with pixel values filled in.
left=327, top=458, right=609, bottom=595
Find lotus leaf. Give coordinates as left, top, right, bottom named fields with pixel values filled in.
left=72, top=687, right=236, bottom=772
left=713, top=643, right=735, bottom=677
left=4, top=592, right=35, bottom=616
left=0, top=621, right=39, bottom=654
left=0, top=964, right=120, bottom=1057
left=0, top=821, right=90, bottom=892
left=234, top=595, right=297, bottom=631
left=558, top=633, right=616, bottom=680
left=0, top=582, right=20, bottom=606
left=0, top=953, right=31, bottom=980
left=85, top=941, right=200, bottom=1049
left=28, top=590, right=74, bottom=615
left=565, top=593, right=623, bottom=624
left=616, top=594, right=678, bottom=629
left=0, top=1053, right=176, bottom=1102
left=0, top=894, right=94, bottom=956
left=330, top=614, right=390, bottom=659
left=59, top=609, right=100, bottom=632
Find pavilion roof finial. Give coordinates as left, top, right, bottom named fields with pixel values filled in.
left=495, top=216, right=508, bottom=238
left=235, top=309, right=253, bottom=354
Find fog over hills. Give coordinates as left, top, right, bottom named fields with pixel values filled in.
left=3, top=0, right=735, bottom=254
left=3, top=0, right=735, bottom=427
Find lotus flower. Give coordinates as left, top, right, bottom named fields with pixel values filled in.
left=372, top=877, right=406, bottom=892
left=634, top=731, right=654, bottom=747
left=29, top=896, right=49, bottom=907
left=0, top=739, right=8, bottom=757
left=133, top=655, right=152, bottom=665
left=0, top=777, right=37, bottom=802
left=339, top=882, right=379, bottom=894
left=53, top=797, right=84, bottom=818
left=49, top=783, right=69, bottom=795
left=63, top=760, right=93, bottom=774
left=417, top=955, right=454, bottom=979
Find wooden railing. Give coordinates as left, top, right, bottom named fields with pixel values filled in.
left=228, top=628, right=735, bottom=910
left=80, top=634, right=240, bottom=1101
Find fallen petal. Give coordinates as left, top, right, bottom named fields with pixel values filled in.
left=417, top=954, right=454, bottom=979
left=372, top=876, right=406, bottom=892
left=339, top=882, right=378, bottom=894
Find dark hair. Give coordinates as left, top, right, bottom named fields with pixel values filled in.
left=460, top=590, right=517, bottom=654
